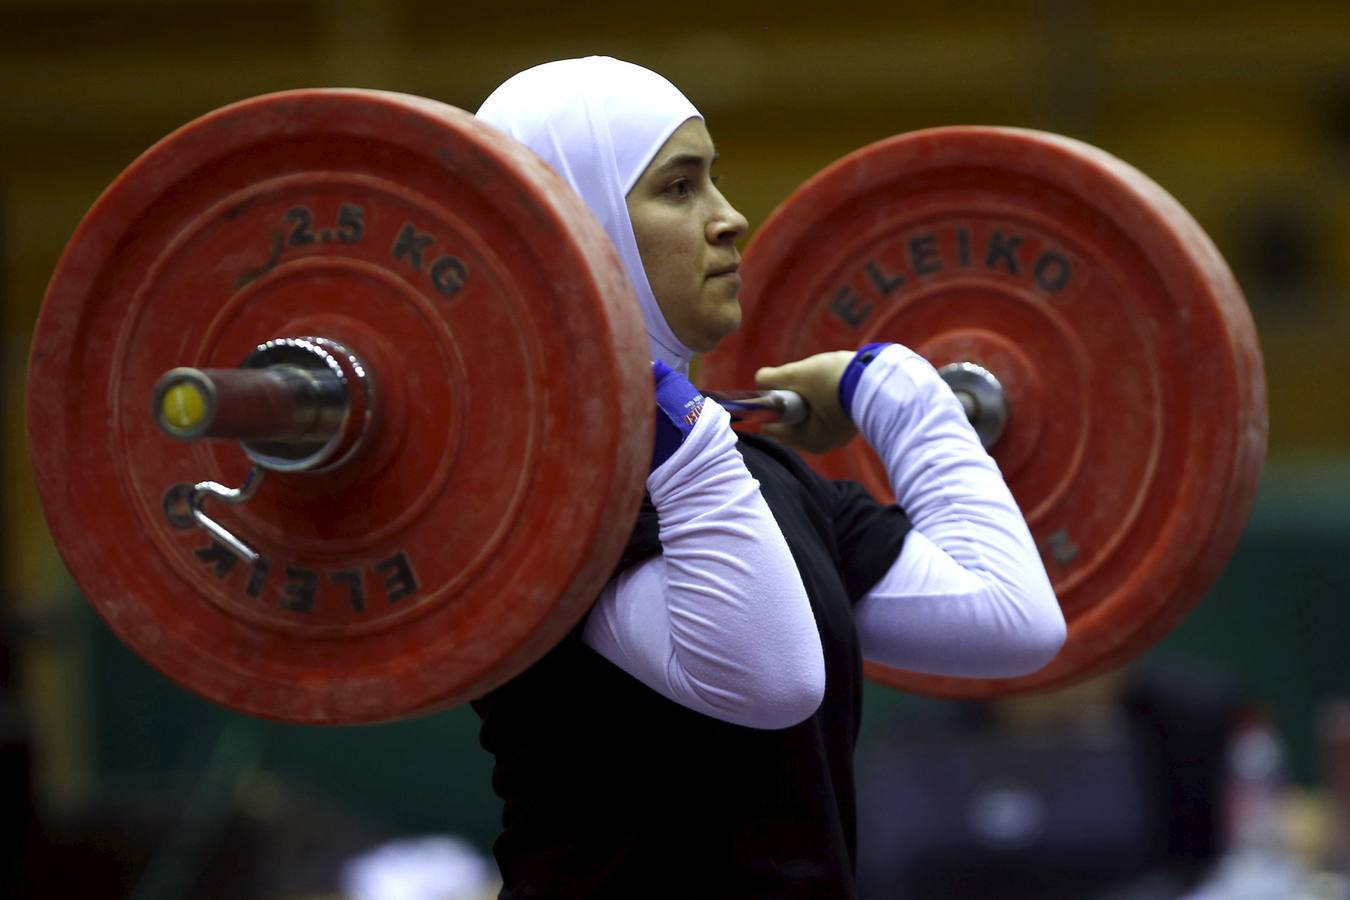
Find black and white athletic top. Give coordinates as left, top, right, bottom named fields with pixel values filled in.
left=473, top=345, right=1065, bottom=898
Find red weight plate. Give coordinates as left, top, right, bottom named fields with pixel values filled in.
left=703, top=127, right=1267, bottom=697
left=28, top=90, right=652, bottom=723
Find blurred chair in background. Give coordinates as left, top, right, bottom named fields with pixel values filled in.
left=856, top=660, right=1256, bottom=899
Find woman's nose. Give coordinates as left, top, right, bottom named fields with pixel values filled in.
left=709, top=199, right=749, bottom=244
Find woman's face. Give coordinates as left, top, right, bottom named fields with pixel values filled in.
left=626, top=118, right=750, bottom=353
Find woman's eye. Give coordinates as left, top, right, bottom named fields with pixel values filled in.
left=665, top=179, right=691, bottom=198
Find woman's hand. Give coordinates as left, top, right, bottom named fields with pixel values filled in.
left=755, top=351, right=857, bottom=453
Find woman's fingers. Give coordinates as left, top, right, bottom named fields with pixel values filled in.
left=755, top=351, right=857, bottom=453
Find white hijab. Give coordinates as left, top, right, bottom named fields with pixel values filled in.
left=477, top=56, right=700, bottom=374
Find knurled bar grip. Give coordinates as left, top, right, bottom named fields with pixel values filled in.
left=704, top=390, right=808, bottom=426
left=709, top=364, right=1005, bottom=450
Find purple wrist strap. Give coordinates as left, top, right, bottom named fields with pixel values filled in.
left=838, top=343, right=893, bottom=418
left=651, top=361, right=705, bottom=472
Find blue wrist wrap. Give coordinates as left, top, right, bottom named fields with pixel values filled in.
left=650, top=361, right=706, bottom=472
left=837, top=343, right=893, bottom=418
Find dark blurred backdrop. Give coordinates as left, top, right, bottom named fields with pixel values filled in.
left=3, top=1, right=1349, bottom=897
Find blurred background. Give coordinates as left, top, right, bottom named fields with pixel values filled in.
left=3, top=1, right=1349, bottom=897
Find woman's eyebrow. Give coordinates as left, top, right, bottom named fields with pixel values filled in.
left=652, top=152, right=719, bottom=175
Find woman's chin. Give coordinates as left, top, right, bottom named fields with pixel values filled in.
left=690, top=303, right=742, bottom=353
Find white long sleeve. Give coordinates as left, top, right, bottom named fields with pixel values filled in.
left=851, top=344, right=1066, bottom=677
left=581, top=400, right=825, bottom=729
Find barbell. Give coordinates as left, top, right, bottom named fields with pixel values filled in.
left=26, top=89, right=1266, bottom=724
